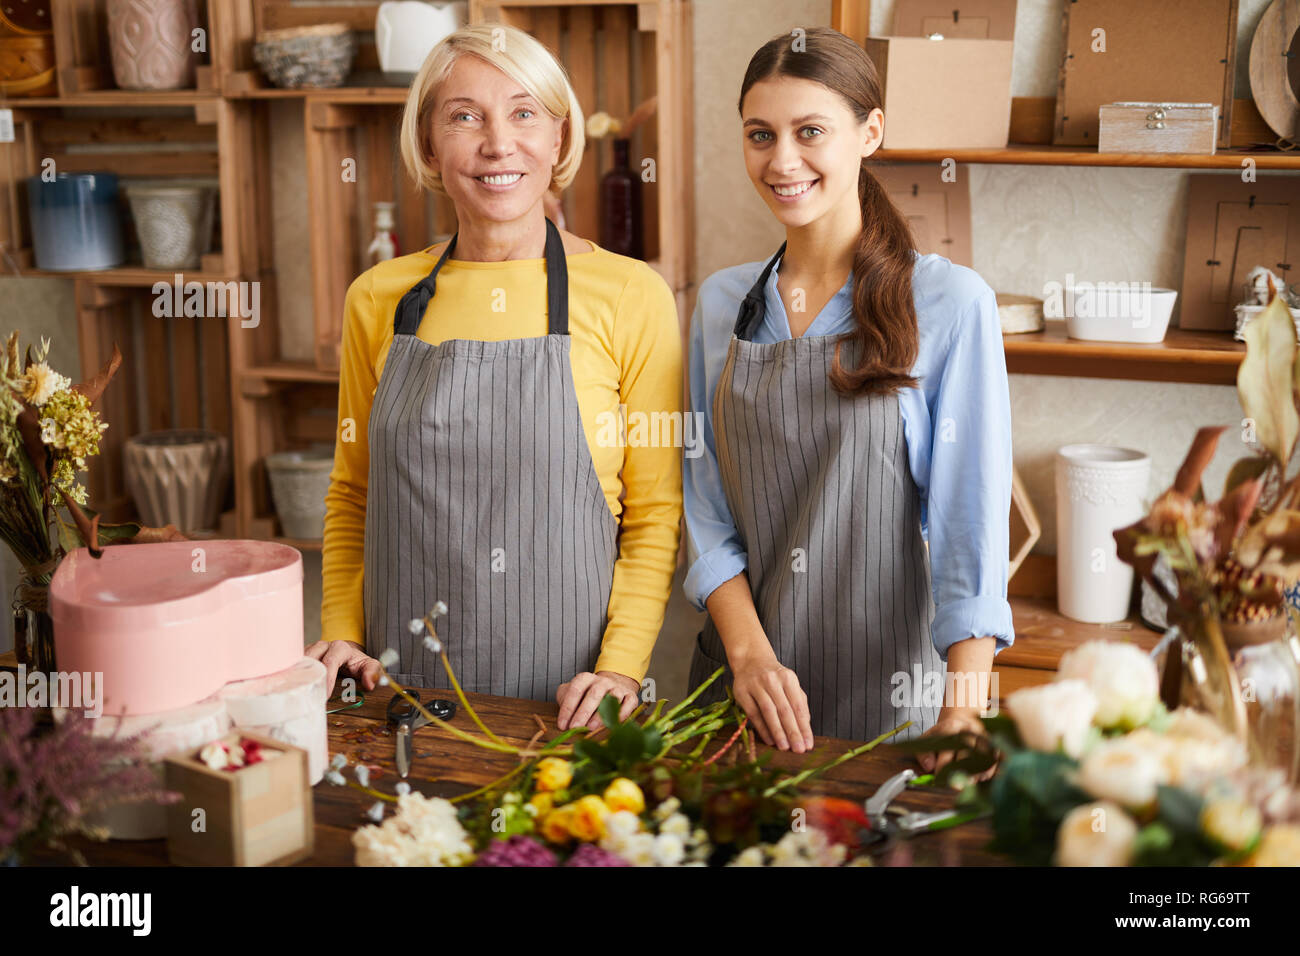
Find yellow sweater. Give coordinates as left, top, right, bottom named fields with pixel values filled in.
left=320, top=239, right=683, bottom=682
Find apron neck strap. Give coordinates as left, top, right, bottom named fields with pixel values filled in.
left=733, top=241, right=786, bottom=341
left=393, top=217, right=570, bottom=337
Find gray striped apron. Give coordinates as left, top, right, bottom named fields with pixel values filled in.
left=688, top=244, right=943, bottom=742
left=363, top=218, right=618, bottom=700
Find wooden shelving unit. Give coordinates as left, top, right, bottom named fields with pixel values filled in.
left=1, top=0, right=696, bottom=547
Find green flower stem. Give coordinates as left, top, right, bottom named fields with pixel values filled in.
left=761, top=722, right=912, bottom=798
left=449, top=761, right=528, bottom=805
left=641, top=698, right=666, bottom=728
left=685, top=731, right=716, bottom=762
left=659, top=667, right=724, bottom=724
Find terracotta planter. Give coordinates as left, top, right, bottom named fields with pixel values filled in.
left=106, top=0, right=201, bottom=91
left=124, top=429, right=229, bottom=533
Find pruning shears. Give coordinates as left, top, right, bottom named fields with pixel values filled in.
left=864, top=769, right=977, bottom=838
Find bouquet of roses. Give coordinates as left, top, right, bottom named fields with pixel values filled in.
left=896, top=639, right=1300, bottom=866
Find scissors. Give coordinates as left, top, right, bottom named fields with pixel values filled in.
left=863, top=769, right=980, bottom=841
left=387, top=691, right=456, bottom=779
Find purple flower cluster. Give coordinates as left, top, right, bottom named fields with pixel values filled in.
left=565, top=844, right=631, bottom=867
left=0, top=706, right=178, bottom=862
left=472, top=834, right=558, bottom=867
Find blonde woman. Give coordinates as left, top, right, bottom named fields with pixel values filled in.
left=308, top=25, right=682, bottom=732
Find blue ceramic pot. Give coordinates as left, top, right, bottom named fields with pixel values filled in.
left=26, top=172, right=125, bottom=271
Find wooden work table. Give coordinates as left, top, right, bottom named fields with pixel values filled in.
left=16, top=682, right=1006, bottom=867
left=4, top=592, right=1160, bottom=867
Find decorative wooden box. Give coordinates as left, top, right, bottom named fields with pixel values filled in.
left=164, top=729, right=314, bottom=866
left=1097, top=102, right=1219, bottom=155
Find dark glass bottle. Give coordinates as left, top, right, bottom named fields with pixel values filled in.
left=599, top=138, right=643, bottom=259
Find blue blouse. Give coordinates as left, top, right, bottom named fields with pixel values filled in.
left=683, top=250, right=1016, bottom=661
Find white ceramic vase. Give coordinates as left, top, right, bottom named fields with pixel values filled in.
left=1055, top=444, right=1151, bottom=623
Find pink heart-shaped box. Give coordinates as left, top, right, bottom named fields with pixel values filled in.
left=50, top=540, right=304, bottom=716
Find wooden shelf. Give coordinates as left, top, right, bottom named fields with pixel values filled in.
left=1003, top=321, right=1244, bottom=385
left=876, top=144, right=1300, bottom=171
left=224, top=85, right=411, bottom=104
left=241, top=362, right=341, bottom=385
left=1, top=90, right=218, bottom=108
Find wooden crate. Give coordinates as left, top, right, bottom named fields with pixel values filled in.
left=74, top=281, right=235, bottom=525
left=217, top=0, right=394, bottom=94
left=304, top=98, right=449, bottom=371
left=164, top=729, right=314, bottom=867
left=0, top=100, right=245, bottom=277
left=50, top=0, right=218, bottom=96
left=469, top=0, right=694, bottom=304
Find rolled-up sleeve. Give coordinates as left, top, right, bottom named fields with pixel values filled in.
left=682, top=288, right=747, bottom=611
left=926, top=287, right=1016, bottom=660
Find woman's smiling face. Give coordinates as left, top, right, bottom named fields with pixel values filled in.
left=740, top=76, right=882, bottom=229
left=429, top=54, right=565, bottom=226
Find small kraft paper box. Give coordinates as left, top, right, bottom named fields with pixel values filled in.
left=862, top=35, right=1013, bottom=149
left=1098, top=102, right=1219, bottom=155
left=164, top=729, right=314, bottom=866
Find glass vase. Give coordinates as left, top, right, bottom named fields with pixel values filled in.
left=12, top=578, right=56, bottom=674
left=1172, top=611, right=1300, bottom=784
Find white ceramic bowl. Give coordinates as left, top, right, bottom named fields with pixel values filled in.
left=1064, top=286, right=1177, bottom=343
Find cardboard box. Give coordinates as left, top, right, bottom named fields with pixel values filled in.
left=164, top=729, right=314, bottom=867
left=891, top=0, right=1018, bottom=40
left=1098, top=102, right=1219, bottom=155
left=864, top=36, right=1013, bottom=150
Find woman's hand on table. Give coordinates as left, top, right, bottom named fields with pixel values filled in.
left=916, top=706, right=996, bottom=782
left=732, top=653, right=815, bottom=754
left=556, top=671, right=641, bottom=732
left=306, top=639, right=382, bottom=698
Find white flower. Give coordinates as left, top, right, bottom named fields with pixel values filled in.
left=330, top=753, right=347, bottom=771
left=1076, top=735, right=1165, bottom=809
left=1055, top=801, right=1138, bottom=866
left=652, top=833, right=686, bottom=866
left=423, top=634, right=442, bottom=654
left=1006, top=680, right=1097, bottom=757
left=608, top=810, right=641, bottom=839
left=352, top=792, right=473, bottom=866
left=653, top=796, right=681, bottom=821
left=366, top=801, right=385, bottom=823
left=622, top=832, right=657, bottom=866
left=1163, top=707, right=1231, bottom=743
left=1160, top=735, right=1247, bottom=792
left=22, top=362, right=69, bottom=406
left=660, top=813, right=691, bottom=838
left=1056, top=640, right=1159, bottom=730
left=407, top=619, right=424, bottom=635
left=379, top=647, right=400, bottom=669
left=395, top=781, right=411, bottom=796
left=325, top=770, right=346, bottom=786
left=729, top=846, right=765, bottom=867
left=355, top=765, right=371, bottom=788
left=379, top=675, right=390, bottom=686
left=199, top=742, right=228, bottom=771
left=1201, top=797, right=1262, bottom=854
left=431, top=601, right=448, bottom=618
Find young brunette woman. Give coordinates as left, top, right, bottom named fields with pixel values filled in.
left=683, top=27, right=1014, bottom=769
left=309, top=25, right=683, bottom=732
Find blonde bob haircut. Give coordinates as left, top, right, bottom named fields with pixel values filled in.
left=399, top=24, right=585, bottom=196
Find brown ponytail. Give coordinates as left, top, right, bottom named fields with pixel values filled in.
left=739, top=27, right=919, bottom=398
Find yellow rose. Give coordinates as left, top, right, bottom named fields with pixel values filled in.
left=539, top=805, right=575, bottom=844
left=603, top=777, right=645, bottom=815
left=534, top=757, right=572, bottom=792
left=529, top=792, right=554, bottom=817
left=568, top=795, right=611, bottom=842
